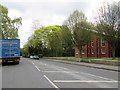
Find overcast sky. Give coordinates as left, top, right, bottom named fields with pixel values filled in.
left=1, top=0, right=119, bottom=48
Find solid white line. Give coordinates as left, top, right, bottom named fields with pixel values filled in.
left=35, top=66, right=40, bottom=71
left=80, top=72, right=115, bottom=81
left=43, top=71, right=79, bottom=73
left=43, top=75, right=59, bottom=89
left=53, top=80, right=119, bottom=83
left=61, top=67, right=68, bottom=70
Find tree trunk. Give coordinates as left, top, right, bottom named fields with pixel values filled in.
left=79, top=45, right=83, bottom=61
left=112, top=47, right=116, bottom=59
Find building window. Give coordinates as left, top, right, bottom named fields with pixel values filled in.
left=96, top=39, right=99, bottom=47
left=82, top=46, right=85, bottom=54
left=91, top=49, right=94, bottom=54
left=101, top=48, right=106, bottom=54
left=91, top=41, right=94, bottom=47
left=96, top=48, right=99, bottom=54
left=82, top=49, right=85, bottom=54
left=101, top=39, right=105, bottom=47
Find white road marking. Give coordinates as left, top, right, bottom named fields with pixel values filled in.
left=44, top=64, right=47, bottom=65
left=80, top=72, right=116, bottom=81
left=42, top=71, right=79, bottom=73
left=30, top=60, right=116, bottom=83
left=62, top=67, right=68, bottom=70
left=53, top=80, right=119, bottom=83
left=32, top=63, right=35, bottom=65
left=43, top=75, right=59, bottom=89
left=35, top=66, right=41, bottom=71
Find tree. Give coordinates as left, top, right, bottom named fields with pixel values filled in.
left=0, top=4, right=22, bottom=39
left=10, top=17, right=22, bottom=38
left=22, top=43, right=30, bottom=57
left=34, top=25, right=62, bottom=56
left=48, top=29, right=63, bottom=56
left=61, top=25, right=74, bottom=56
left=73, top=21, right=93, bottom=59
left=63, top=10, right=93, bottom=59
left=64, top=10, right=87, bottom=31
left=95, top=1, right=120, bottom=59
left=31, top=20, right=43, bottom=34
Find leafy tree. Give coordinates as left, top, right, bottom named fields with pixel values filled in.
left=34, top=25, right=62, bottom=56
left=0, top=4, right=22, bottom=39
left=95, top=1, right=120, bottom=59
left=63, top=10, right=93, bottom=59
left=48, top=29, right=63, bottom=56
left=64, top=10, right=87, bottom=31
left=22, top=44, right=30, bottom=57
left=61, top=25, right=74, bottom=56
left=73, top=21, right=93, bottom=59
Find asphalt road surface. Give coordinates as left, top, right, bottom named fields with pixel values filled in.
left=1, top=58, right=119, bottom=89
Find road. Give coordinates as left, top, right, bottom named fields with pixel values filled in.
left=1, top=58, right=119, bottom=89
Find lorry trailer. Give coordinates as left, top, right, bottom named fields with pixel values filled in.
left=0, top=39, right=20, bottom=65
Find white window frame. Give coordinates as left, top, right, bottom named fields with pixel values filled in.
left=101, top=48, right=106, bottom=54
left=91, top=49, right=94, bottom=54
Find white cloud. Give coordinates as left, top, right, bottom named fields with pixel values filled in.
left=19, top=18, right=33, bottom=47
left=2, top=0, right=119, bottom=48
left=1, top=0, right=99, bottom=3
left=8, top=9, right=23, bottom=19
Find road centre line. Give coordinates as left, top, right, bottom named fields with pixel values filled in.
left=43, top=75, right=60, bottom=90
left=53, top=80, right=119, bottom=83
left=35, top=66, right=41, bottom=71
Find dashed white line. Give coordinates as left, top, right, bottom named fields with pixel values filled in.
left=53, top=80, right=119, bottom=83
left=35, top=66, right=41, bottom=71
left=43, top=75, right=59, bottom=90
left=32, top=63, right=35, bottom=65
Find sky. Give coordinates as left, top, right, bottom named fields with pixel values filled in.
left=1, top=0, right=119, bottom=48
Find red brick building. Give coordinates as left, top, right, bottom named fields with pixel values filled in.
left=75, top=37, right=112, bottom=58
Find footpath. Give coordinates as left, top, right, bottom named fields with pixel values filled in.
left=44, top=59, right=119, bottom=72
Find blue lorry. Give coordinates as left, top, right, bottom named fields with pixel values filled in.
left=0, top=39, right=20, bottom=65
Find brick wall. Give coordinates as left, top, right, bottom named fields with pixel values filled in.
left=75, top=37, right=112, bottom=58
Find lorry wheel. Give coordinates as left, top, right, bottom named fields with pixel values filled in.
left=2, top=63, right=5, bottom=66
left=17, top=62, right=19, bottom=64
left=15, top=61, right=19, bottom=64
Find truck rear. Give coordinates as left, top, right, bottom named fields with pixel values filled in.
left=0, top=39, right=20, bottom=65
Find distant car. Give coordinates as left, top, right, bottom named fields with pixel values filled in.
left=30, top=56, right=33, bottom=59
left=30, top=56, right=39, bottom=60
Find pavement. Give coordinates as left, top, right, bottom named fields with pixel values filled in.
left=45, top=59, right=119, bottom=72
